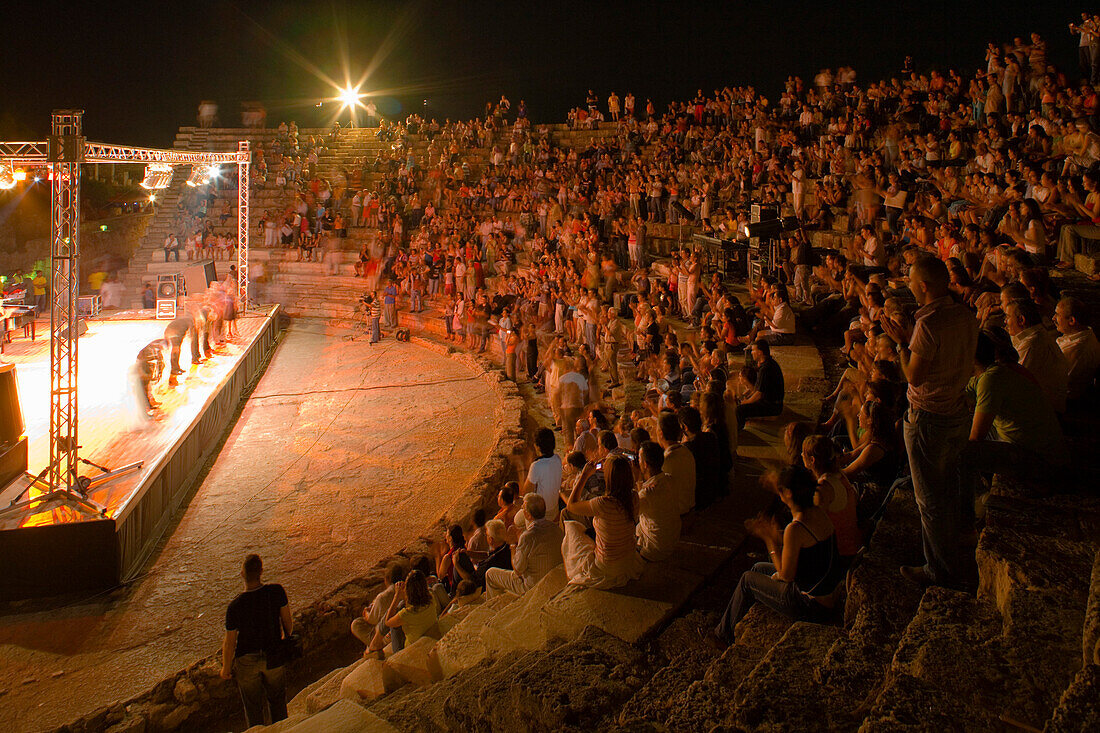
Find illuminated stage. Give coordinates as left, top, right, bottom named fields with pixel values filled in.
left=0, top=307, right=282, bottom=600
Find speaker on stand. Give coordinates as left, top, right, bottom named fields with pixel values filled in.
left=155, top=275, right=178, bottom=320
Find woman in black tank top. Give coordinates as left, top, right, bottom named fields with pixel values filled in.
left=709, top=466, right=842, bottom=647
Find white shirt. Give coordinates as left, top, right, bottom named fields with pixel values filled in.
left=663, top=443, right=696, bottom=515
left=526, top=455, right=563, bottom=521
left=1013, top=324, right=1069, bottom=413
left=636, top=472, right=681, bottom=562
left=770, top=302, right=796, bottom=334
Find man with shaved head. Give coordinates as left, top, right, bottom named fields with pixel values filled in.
left=882, top=255, right=978, bottom=591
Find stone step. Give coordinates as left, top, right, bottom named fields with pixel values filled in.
left=728, top=622, right=848, bottom=730
left=1045, top=663, right=1100, bottom=732
left=281, top=699, right=398, bottom=733
left=616, top=646, right=718, bottom=728
left=858, top=672, right=1001, bottom=732
left=889, top=585, right=1074, bottom=730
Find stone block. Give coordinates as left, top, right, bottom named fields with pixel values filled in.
left=434, top=593, right=517, bottom=678
left=284, top=700, right=398, bottom=733
left=1085, top=550, right=1100, bottom=667
left=287, top=665, right=347, bottom=717
left=616, top=647, right=716, bottom=727
left=339, top=659, right=386, bottom=702
left=729, top=622, right=846, bottom=730
left=538, top=570, right=693, bottom=644
left=858, top=672, right=998, bottom=732
left=1046, top=663, right=1100, bottom=733
left=243, top=714, right=309, bottom=732
left=976, top=527, right=1093, bottom=613
left=479, top=564, right=568, bottom=656
left=303, top=660, right=364, bottom=714
left=382, top=635, right=440, bottom=688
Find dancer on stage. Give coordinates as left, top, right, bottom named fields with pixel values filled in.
left=163, top=312, right=203, bottom=380
left=133, top=338, right=167, bottom=418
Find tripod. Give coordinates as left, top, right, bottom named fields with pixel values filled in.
left=0, top=441, right=143, bottom=523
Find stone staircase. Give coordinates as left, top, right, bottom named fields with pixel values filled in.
left=119, top=126, right=322, bottom=308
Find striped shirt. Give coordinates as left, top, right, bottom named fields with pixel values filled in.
left=592, top=496, right=637, bottom=564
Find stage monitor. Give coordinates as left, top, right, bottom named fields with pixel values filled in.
left=181, top=260, right=217, bottom=297
left=0, top=363, right=24, bottom=446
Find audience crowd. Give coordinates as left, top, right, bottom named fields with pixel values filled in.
left=219, top=17, right=1100, bottom=722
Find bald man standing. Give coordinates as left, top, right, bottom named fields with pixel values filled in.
left=882, top=256, right=978, bottom=591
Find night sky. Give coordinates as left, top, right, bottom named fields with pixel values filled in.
left=0, top=0, right=1088, bottom=148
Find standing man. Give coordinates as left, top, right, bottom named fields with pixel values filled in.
left=32, top=270, right=47, bottom=314
left=882, top=256, right=978, bottom=590
left=220, top=554, right=292, bottom=728
left=523, top=427, right=563, bottom=522
left=367, top=293, right=382, bottom=344
left=383, top=279, right=398, bottom=328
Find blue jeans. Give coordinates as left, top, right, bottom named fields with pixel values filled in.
left=233, top=653, right=287, bottom=728
left=903, top=408, right=975, bottom=589
left=714, top=562, right=820, bottom=643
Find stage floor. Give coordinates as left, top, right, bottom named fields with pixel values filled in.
left=0, top=312, right=271, bottom=529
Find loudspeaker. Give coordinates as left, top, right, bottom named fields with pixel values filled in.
left=156, top=278, right=178, bottom=300
left=156, top=299, right=177, bottom=320
left=670, top=201, right=694, bottom=219
left=181, top=260, right=217, bottom=297
left=746, top=218, right=784, bottom=238
left=60, top=319, right=88, bottom=340
left=0, top=363, right=24, bottom=446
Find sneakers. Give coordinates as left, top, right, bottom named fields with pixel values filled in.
left=900, top=565, right=934, bottom=587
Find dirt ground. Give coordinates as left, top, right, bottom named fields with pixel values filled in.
left=0, top=322, right=502, bottom=732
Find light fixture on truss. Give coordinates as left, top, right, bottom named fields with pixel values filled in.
left=140, top=163, right=173, bottom=189
left=0, top=163, right=15, bottom=189
left=185, top=164, right=211, bottom=187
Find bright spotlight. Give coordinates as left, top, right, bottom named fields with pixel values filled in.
left=338, top=86, right=362, bottom=109
left=13, top=169, right=27, bottom=182
left=0, top=164, right=15, bottom=190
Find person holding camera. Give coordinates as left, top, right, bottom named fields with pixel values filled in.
left=220, top=554, right=292, bottom=728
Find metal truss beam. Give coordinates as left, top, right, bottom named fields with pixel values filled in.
left=48, top=111, right=82, bottom=492
left=236, top=141, right=250, bottom=307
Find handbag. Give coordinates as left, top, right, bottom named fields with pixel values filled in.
left=263, top=586, right=302, bottom=669
left=266, top=633, right=302, bottom=669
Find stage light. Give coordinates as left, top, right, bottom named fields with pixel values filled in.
left=149, top=194, right=157, bottom=203
left=339, top=86, right=362, bottom=109
left=140, top=163, right=173, bottom=190
left=0, top=164, right=15, bottom=190
left=13, top=169, right=27, bottom=181
left=185, top=164, right=211, bottom=187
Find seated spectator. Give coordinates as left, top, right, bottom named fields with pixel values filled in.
left=736, top=339, right=785, bottom=427
left=473, top=519, right=513, bottom=590
left=701, top=386, right=736, bottom=481
left=707, top=467, right=840, bottom=648
left=437, top=580, right=484, bottom=634
left=465, top=508, right=489, bottom=556
left=679, top=406, right=725, bottom=509
left=802, top=435, right=863, bottom=561
left=561, top=455, right=644, bottom=589
left=384, top=570, right=440, bottom=647
left=1004, top=297, right=1069, bottom=413
left=350, top=560, right=408, bottom=657
left=657, top=411, right=696, bottom=515
left=523, top=427, right=563, bottom=522
left=634, top=440, right=681, bottom=561
left=961, top=329, right=1069, bottom=527
left=495, top=482, right=522, bottom=530
left=1054, top=296, right=1100, bottom=402
left=838, top=399, right=900, bottom=487
left=485, top=494, right=564, bottom=597
left=434, top=524, right=466, bottom=591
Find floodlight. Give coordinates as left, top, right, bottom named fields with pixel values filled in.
left=186, top=164, right=211, bottom=187
left=140, top=163, right=173, bottom=190
left=0, top=164, right=15, bottom=190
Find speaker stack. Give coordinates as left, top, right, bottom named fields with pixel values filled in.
left=0, top=363, right=28, bottom=489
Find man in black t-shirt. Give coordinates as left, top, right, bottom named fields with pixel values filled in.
left=220, top=554, right=292, bottom=728
left=736, top=339, right=785, bottom=428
